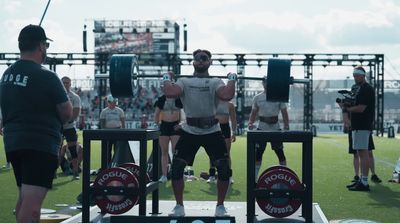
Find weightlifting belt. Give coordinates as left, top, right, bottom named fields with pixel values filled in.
left=186, top=117, right=219, bottom=129
left=259, top=116, right=279, bottom=124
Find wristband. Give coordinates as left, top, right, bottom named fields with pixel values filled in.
left=162, top=73, right=171, bottom=82
left=227, top=72, right=237, bottom=81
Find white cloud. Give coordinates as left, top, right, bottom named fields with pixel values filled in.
left=2, top=0, right=21, bottom=13
left=1, top=0, right=400, bottom=79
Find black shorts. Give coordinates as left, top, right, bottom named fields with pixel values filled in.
left=160, top=121, right=180, bottom=136
left=174, top=130, right=229, bottom=166
left=255, top=128, right=284, bottom=161
left=7, top=150, right=58, bottom=189
left=220, top=123, right=231, bottom=139
left=348, top=130, right=375, bottom=154
left=255, top=141, right=284, bottom=161
left=62, top=128, right=78, bottom=142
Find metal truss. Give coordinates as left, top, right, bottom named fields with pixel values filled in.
left=0, top=52, right=384, bottom=135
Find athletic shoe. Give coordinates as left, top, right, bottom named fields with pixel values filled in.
left=207, top=176, right=216, bottom=184
left=73, top=172, right=80, bottom=180
left=215, top=205, right=229, bottom=217
left=230, top=177, right=234, bottom=184
left=168, top=204, right=185, bottom=217
left=159, top=175, right=168, bottom=183
left=371, top=174, right=382, bottom=183
left=346, top=181, right=357, bottom=188
left=352, top=175, right=360, bottom=182
left=348, top=181, right=370, bottom=191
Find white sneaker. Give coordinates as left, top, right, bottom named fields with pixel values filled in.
left=159, top=175, right=168, bottom=183
left=168, top=204, right=185, bottom=217
left=230, top=177, right=234, bottom=184
left=215, top=205, right=229, bottom=217
left=207, top=176, right=216, bottom=183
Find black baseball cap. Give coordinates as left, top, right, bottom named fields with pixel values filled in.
left=18, top=24, right=53, bottom=43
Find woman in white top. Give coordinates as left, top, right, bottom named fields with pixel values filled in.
left=154, top=74, right=183, bottom=183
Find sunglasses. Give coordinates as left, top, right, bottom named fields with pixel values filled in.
left=194, top=54, right=210, bottom=62
left=42, top=41, right=50, bottom=49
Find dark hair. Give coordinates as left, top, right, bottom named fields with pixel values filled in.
left=18, top=41, right=40, bottom=52
left=61, top=76, right=71, bottom=81
left=193, top=49, right=212, bottom=59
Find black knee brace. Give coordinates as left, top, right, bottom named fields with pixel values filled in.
left=215, top=158, right=232, bottom=181
left=274, top=149, right=286, bottom=162
left=171, top=158, right=187, bottom=180
left=68, top=145, right=78, bottom=159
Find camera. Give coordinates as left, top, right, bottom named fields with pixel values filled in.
left=336, top=90, right=355, bottom=106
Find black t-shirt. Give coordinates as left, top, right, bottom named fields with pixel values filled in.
left=0, top=60, right=69, bottom=155
left=351, top=82, right=375, bottom=130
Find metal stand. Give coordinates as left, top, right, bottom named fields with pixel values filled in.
left=82, top=129, right=160, bottom=223
left=246, top=131, right=313, bottom=223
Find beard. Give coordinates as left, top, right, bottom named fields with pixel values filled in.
left=194, top=64, right=209, bottom=73
left=41, top=52, right=47, bottom=64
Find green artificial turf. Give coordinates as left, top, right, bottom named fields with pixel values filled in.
left=0, top=133, right=399, bottom=222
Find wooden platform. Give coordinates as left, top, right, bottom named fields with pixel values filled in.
left=61, top=200, right=329, bottom=223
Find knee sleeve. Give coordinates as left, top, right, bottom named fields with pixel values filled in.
left=68, top=145, right=78, bottom=159
left=274, top=149, right=286, bottom=162
left=255, top=143, right=266, bottom=162
left=171, top=158, right=187, bottom=180
left=215, top=158, right=232, bottom=181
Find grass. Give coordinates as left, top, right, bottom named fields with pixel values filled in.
left=0, top=133, right=399, bottom=222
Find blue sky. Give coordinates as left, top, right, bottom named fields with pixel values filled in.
left=1, top=0, right=400, bottom=80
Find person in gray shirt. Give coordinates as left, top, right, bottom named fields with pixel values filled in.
left=162, top=49, right=236, bottom=217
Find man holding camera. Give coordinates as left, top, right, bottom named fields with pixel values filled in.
left=339, top=66, right=375, bottom=191
left=342, top=85, right=381, bottom=189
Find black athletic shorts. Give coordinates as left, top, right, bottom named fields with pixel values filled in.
left=7, top=149, right=58, bottom=189
left=174, top=130, right=229, bottom=166
left=348, top=130, right=375, bottom=154
left=62, top=128, right=78, bottom=142
left=255, top=128, right=283, bottom=161
left=160, top=120, right=180, bottom=136
left=220, top=123, right=231, bottom=139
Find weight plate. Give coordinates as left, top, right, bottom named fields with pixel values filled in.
left=266, top=59, right=291, bottom=102
left=259, top=165, right=299, bottom=179
left=93, top=167, right=139, bottom=214
left=256, top=168, right=303, bottom=218
left=109, top=54, right=139, bottom=98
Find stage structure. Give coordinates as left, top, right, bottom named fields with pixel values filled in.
left=0, top=52, right=384, bottom=135
left=93, top=19, right=181, bottom=101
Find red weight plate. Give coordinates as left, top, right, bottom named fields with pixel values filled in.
left=259, top=165, right=299, bottom=180
left=256, top=168, right=303, bottom=218
left=119, top=162, right=151, bottom=184
left=94, top=167, right=139, bottom=214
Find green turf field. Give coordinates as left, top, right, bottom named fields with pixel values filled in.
left=0, top=133, right=399, bottom=222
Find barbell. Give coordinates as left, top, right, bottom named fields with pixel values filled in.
left=109, top=54, right=310, bottom=102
